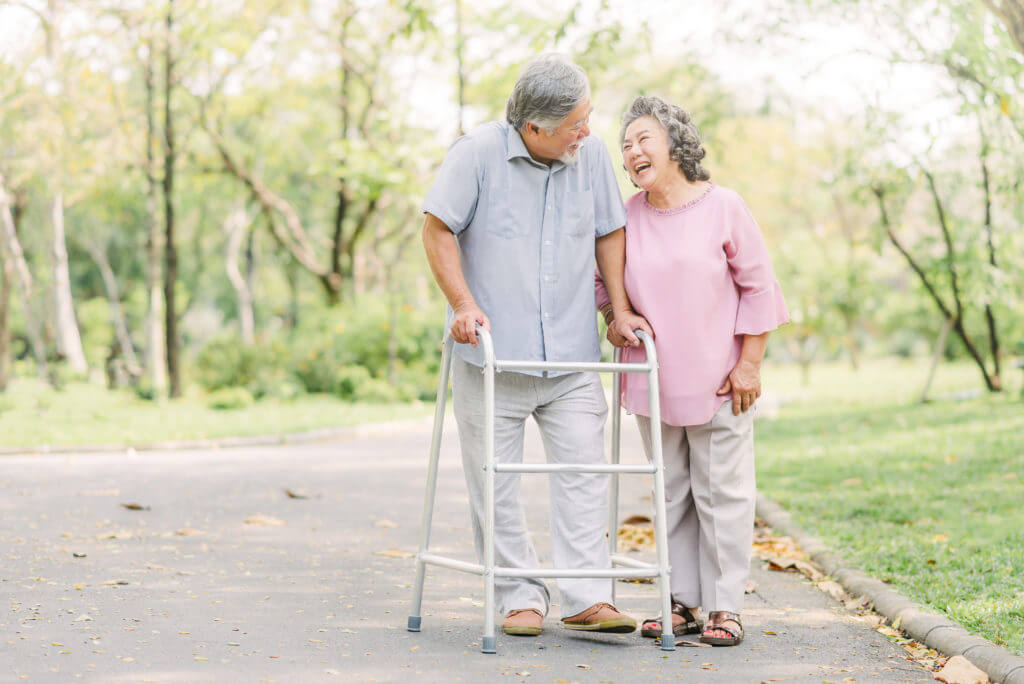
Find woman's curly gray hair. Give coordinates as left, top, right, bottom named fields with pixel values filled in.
left=621, top=96, right=710, bottom=182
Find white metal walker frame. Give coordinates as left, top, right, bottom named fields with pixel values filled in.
left=407, top=325, right=675, bottom=654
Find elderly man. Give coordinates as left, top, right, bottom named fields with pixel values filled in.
left=421, top=54, right=649, bottom=638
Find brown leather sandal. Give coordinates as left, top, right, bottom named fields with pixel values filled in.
left=699, top=611, right=743, bottom=646
left=640, top=603, right=702, bottom=638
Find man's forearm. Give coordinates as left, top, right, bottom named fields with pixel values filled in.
left=422, top=213, right=475, bottom=310
left=595, top=228, right=633, bottom=316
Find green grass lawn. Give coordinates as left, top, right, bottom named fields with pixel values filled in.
left=758, top=357, right=1024, bottom=656
left=0, top=377, right=432, bottom=450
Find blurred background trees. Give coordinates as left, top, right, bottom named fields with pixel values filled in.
left=0, top=0, right=1020, bottom=410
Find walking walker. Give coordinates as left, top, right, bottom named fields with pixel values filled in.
left=407, top=324, right=675, bottom=654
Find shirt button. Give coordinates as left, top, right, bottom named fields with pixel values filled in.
left=543, top=312, right=551, bottom=318
left=544, top=240, right=552, bottom=246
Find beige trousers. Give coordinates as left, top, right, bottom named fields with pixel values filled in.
left=635, top=400, right=756, bottom=613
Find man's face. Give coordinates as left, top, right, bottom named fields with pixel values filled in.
left=523, top=97, right=592, bottom=165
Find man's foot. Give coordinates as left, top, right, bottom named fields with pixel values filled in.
left=502, top=608, right=543, bottom=636
left=699, top=611, right=743, bottom=646
left=561, top=602, right=637, bottom=633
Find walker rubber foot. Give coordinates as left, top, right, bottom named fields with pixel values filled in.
left=658, top=635, right=676, bottom=651
left=481, top=636, right=497, bottom=654
left=407, top=616, right=421, bottom=632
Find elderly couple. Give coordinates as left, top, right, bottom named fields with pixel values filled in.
left=421, top=54, right=789, bottom=647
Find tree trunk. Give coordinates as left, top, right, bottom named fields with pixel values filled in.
left=979, top=127, right=1002, bottom=389
left=0, top=234, right=11, bottom=391
left=0, top=177, right=48, bottom=378
left=84, top=242, right=141, bottom=378
left=144, top=35, right=168, bottom=399
left=163, top=0, right=180, bottom=398
left=285, top=257, right=299, bottom=331
left=873, top=185, right=997, bottom=392
left=50, top=194, right=89, bottom=374
left=919, top=317, right=953, bottom=403
left=223, top=206, right=255, bottom=344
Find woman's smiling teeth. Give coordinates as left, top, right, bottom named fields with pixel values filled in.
left=634, top=161, right=652, bottom=174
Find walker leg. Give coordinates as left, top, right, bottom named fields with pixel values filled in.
left=481, top=354, right=497, bottom=654
left=646, top=353, right=675, bottom=651
left=608, top=348, right=622, bottom=605
left=408, top=338, right=454, bottom=632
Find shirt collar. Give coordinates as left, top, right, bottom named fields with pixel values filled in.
left=505, top=123, right=533, bottom=161
left=505, top=123, right=568, bottom=171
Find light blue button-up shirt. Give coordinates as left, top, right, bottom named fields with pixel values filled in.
left=423, top=121, right=627, bottom=374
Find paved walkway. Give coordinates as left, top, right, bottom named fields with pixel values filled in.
left=1, top=416, right=934, bottom=683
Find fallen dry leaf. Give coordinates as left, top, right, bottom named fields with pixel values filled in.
left=617, top=524, right=654, bottom=552
left=933, top=655, right=989, bottom=684
left=621, top=514, right=652, bottom=526
left=817, top=580, right=847, bottom=601
left=744, top=579, right=759, bottom=594
left=284, top=489, right=308, bottom=499
left=120, top=502, right=150, bottom=511
left=374, top=548, right=413, bottom=559
left=175, top=528, right=203, bottom=536
left=375, top=520, right=399, bottom=529
left=674, top=639, right=710, bottom=647
left=244, top=515, right=285, bottom=527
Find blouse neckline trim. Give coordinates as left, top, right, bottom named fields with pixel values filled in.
left=641, top=182, right=716, bottom=215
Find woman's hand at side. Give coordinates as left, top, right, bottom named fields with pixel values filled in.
left=717, top=332, right=769, bottom=415
left=716, top=359, right=761, bottom=415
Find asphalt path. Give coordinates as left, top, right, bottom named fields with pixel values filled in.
left=1, top=413, right=934, bottom=683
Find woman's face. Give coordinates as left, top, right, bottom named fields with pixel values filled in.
left=621, top=115, right=674, bottom=190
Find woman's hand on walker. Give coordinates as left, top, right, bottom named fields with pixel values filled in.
left=451, top=302, right=490, bottom=347
left=717, top=359, right=762, bottom=415
left=606, top=309, right=653, bottom=348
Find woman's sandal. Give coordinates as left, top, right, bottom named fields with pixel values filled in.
left=699, top=611, right=743, bottom=646
left=640, top=603, right=702, bottom=638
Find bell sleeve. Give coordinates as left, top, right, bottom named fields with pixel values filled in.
left=724, top=196, right=790, bottom=336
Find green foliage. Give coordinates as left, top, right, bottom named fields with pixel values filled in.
left=206, top=386, right=255, bottom=410
left=195, top=335, right=294, bottom=400
left=288, top=298, right=441, bottom=401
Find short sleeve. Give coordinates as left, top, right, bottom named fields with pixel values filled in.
left=421, top=136, right=480, bottom=234
left=724, top=196, right=790, bottom=336
left=587, top=137, right=627, bottom=237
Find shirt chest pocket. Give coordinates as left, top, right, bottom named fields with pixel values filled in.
left=564, top=188, right=594, bottom=238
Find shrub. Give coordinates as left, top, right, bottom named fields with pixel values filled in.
left=206, top=387, right=254, bottom=410
left=333, top=365, right=372, bottom=400
left=195, top=335, right=292, bottom=399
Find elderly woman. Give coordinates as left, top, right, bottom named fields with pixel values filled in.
left=596, top=95, right=789, bottom=646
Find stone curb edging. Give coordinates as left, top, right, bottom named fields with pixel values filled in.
left=756, top=495, right=1024, bottom=684
left=0, top=415, right=435, bottom=458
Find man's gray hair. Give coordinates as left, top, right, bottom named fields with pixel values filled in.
left=506, top=53, right=590, bottom=133
left=621, top=95, right=710, bottom=182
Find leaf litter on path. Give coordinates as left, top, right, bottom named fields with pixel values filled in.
left=244, top=515, right=285, bottom=527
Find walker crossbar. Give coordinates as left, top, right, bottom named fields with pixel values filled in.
left=408, top=324, right=676, bottom=654
left=493, top=463, right=656, bottom=474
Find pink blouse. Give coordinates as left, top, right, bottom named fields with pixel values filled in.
left=596, top=184, right=790, bottom=427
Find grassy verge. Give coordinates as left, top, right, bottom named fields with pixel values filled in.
left=757, top=358, right=1024, bottom=656
left=0, top=377, right=432, bottom=450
